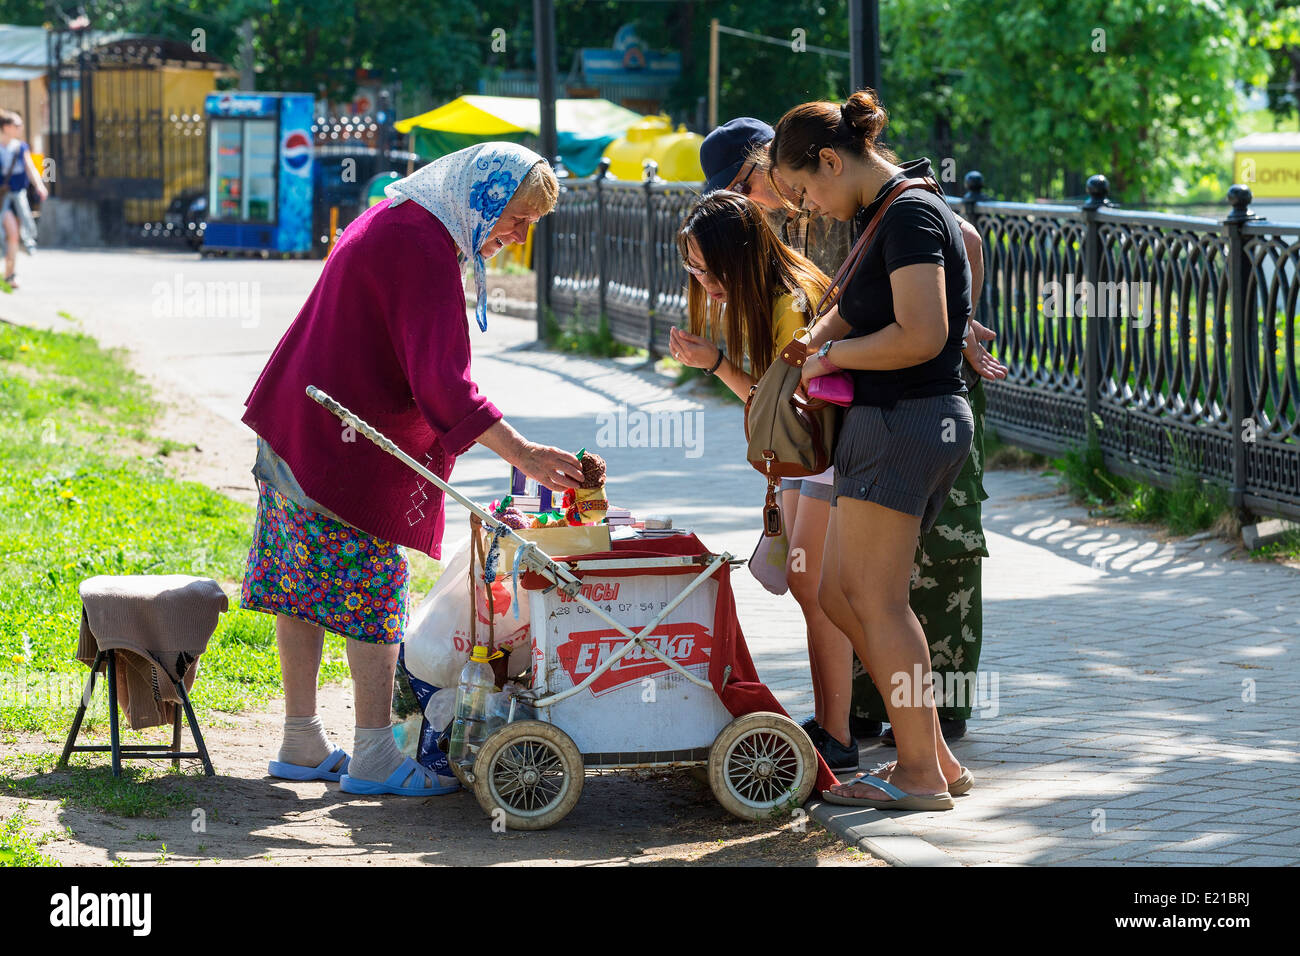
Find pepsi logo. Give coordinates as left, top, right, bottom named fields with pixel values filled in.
left=282, top=130, right=312, bottom=173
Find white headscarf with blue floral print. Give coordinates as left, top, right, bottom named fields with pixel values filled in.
left=385, top=141, right=545, bottom=332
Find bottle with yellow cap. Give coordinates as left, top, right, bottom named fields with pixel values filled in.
left=447, top=644, right=500, bottom=767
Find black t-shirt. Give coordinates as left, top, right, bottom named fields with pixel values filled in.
left=838, top=158, right=970, bottom=407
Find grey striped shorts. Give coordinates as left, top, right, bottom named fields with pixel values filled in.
left=832, top=393, right=974, bottom=533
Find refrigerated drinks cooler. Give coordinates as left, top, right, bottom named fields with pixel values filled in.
left=202, top=92, right=313, bottom=255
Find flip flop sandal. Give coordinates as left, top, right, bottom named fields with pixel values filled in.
left=820, top=773, right=954, bottom=811
left=268, top=747, right=350, bottom=782
left=948, top=767, right=974, bottom=796
left=858, top=762, right=974, bottom=796
left=339, top=756, right=460, bottom=797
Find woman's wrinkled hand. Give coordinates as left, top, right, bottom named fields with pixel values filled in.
left=519, top=442, right=583, bottom=494
left=962, top=319, right=1008, bottom=381
left=669, top=326, right=720, bottom=369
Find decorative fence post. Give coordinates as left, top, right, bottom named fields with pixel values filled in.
left=962, top=170, right=987, bottom=328
left=1225, top=184, right=1256, bottom=519
left=594, top=157, right=610, bottom=326
left=642, top=159, right=660, bottom=356
left=1081, top=174, right=1109, bottom=446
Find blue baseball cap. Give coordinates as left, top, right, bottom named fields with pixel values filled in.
left=701, top=117, right=774, bottom=193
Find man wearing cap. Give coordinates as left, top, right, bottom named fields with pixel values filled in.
left=700, top=117, right=853, bottom=278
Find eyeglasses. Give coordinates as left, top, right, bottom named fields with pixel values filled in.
left=729, top=162, right=756, bottom=196
left=682, top=259, right=711, bottom=279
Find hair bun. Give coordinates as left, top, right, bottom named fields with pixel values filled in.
left=841, top=89, right=887, bottom=143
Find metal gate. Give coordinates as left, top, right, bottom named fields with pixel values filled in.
left=45, top=30, right=216, bottom=239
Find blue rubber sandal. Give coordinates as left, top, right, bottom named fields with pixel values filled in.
left=268, top=747, right=350, bottom=782
left=339, top=757, right=460, bottom=797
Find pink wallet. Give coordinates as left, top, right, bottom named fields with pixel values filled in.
left=807, top=371, right=854, bottom=406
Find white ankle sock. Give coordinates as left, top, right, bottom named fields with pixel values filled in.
left=277, top=715, right=334, bottom=768
left=348, top=725, right=408, bottom=782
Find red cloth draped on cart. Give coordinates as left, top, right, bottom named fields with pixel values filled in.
left=521, top=533, right=838, bottom=794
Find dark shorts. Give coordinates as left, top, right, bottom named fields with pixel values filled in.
left=832, top=394, right=974, bottom=533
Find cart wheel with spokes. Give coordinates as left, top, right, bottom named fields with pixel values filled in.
left=708, top=712, right=817, bottom=820
left=471, top=720, right=584, bottom=830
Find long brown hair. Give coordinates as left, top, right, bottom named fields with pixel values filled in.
left=677, top=191, right=829, bottom=379
left=766, top=88, right=898, bottom=210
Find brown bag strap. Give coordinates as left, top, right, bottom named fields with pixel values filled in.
left=813, top=175, right=943, bottom=320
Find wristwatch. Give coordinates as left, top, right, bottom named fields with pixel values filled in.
left=817, top=340, right=840, bottom=372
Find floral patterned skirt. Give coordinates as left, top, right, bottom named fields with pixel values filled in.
left=241, top=481, right=409, bottom=643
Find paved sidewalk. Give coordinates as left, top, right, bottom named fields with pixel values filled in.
left=456, top=317, right=1300, bottom=867
left=6, top=253, right=1297, bottom=866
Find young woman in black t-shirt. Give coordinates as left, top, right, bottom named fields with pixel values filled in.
left=767, top=90, right=975, bottom=810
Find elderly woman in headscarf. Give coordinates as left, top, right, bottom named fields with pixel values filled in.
left=239, top=142, right=582, bottom=797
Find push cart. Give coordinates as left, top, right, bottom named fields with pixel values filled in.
left=308, top=387, right=820, bottom=830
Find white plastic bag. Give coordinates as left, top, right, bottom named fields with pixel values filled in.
left=424, top=686, right=458, bottom=733
left=403, top=538, right=533, bottom=690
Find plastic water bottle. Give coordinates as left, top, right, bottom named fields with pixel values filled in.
left=447, top=646, right=497, bottom=766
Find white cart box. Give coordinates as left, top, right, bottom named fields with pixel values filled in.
left=528, top=561, right=734, bottom=762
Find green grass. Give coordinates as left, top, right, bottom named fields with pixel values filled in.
left=0, top=319, right=354, bottom=749
left=1, top=753, right=198, bottom=819
left=0, top=802, right=61, bottom=866
left=543, top=307, right=644, bottom=359
left=1250, top=527, right=1300, bottom=564
left=984, top=426, right=1050, bottom=470
left=1049, top=431, right=1232, bottom=536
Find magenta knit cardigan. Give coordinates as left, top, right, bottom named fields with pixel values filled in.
left=242, top=199, right=503, bottom=559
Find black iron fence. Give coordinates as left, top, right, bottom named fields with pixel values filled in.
left=550, top=159, right=698, bottom=354
left=547, top=165, right=1300, bottom=523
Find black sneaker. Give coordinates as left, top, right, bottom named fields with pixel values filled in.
left=879, top=719, right=967, bottom=746
left=814, top=730, right=860, bottom=772
left=798, top=715, right=826, bottom=743
left=850, top=715, right=883, bottom=739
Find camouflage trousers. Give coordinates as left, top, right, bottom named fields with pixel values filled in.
left=850, top=556, right=983, bottom=722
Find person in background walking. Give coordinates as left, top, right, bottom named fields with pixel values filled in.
left=0, top=110, right=46, bottom=288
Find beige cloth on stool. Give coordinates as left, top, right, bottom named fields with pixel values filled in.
left=76, top=575, right=229, bottom=730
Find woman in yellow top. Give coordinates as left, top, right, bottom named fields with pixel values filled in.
left=669, top=189, right=857, bottom=771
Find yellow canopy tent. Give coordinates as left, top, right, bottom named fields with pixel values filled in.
left=395, top=95, right=644, bottom=176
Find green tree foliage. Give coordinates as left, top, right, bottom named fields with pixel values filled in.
left=473, top=0, right=850, bottom=126
left=882, top=0, right=1272, bottom=202
left=657, top=1, right=851, bottom=123
left=37, top=0, right=1272, bottom=203
left=44, top=0, right=482, bottom=105
left=1254, top=0, right=1300, bottom=121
